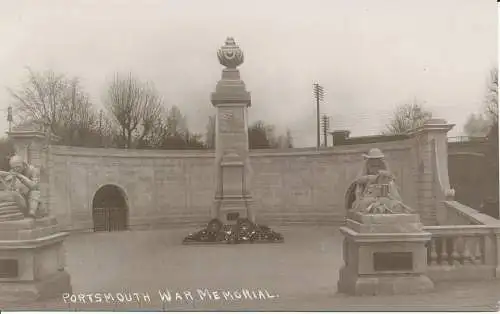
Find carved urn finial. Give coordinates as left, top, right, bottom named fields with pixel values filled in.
left=217, top=37, right=244, bottom=69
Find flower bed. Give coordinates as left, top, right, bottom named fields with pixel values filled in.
left=183, top=218, right=284, bottom=244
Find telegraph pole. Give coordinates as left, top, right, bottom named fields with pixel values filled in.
left=313, top=83, right=324, bottom=149
left=320, top=114, right=330, bottom=147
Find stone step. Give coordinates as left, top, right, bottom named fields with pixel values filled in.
left=0, top=201, right=19, bottom=206
left=0, top=204, right=21, bottom=210
left=0, top=213, right=25, bottom=222
left=0, top=208, right=21, bottom=214
left=0, top=208, right=22, bottom=215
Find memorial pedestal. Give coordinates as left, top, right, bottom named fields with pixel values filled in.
left=216, top=154, right=254, bottom=224
left=182, top=37, right=283, bottom=245
left=0, top=217, right=72, bottom=303
left=337, top=212, right=434, bottom=296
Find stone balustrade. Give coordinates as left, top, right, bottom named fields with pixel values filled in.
left=425, top=201, right=500, bottom=281
left=426, top=226, right=487, bottom=267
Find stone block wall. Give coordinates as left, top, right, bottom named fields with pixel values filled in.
left=8, top=119, right=454, bottom=231
left=47, top=141, right=416, bottom=231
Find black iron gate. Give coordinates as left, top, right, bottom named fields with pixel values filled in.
left=93, top=207, right=127, bottom=232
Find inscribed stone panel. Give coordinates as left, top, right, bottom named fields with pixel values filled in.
left=218, top=107, right=245, bottom=133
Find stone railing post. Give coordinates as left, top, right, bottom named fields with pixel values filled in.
left=409, top=119, right=455, bottom=225
left=7, top=121, right=59, bottom=216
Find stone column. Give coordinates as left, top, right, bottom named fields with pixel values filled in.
left=210, top=37, right=254, bottom=224
left=410, top=119, right=455, bottom=225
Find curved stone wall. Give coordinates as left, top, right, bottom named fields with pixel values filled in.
left=8, top=119, right=455, bottom=231
left=48, top=140, right=417, bottom=231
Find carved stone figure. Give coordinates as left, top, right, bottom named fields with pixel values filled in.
left=345, top=148, right=413, bottom=214
left=2, top=155, right=43, bottom=218
left=0, top=186, right=25, bottom=221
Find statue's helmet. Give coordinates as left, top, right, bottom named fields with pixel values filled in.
left=362, top=148, right=385, bottom=160
left=9, top=155, right=24, bottom=169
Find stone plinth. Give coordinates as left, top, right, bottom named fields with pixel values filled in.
left=216, top=153, right=254, bottom=224
left=337, top=212, right=434, bottom=296
left=0, top=217, right=72, bottom=303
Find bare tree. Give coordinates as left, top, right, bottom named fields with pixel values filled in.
left=183, top=131, right=206, bottom=149
left=485, top=67, right=498, bottom=123
left=161, top=106, right=205, bottom=149
left=463, top=113, right=491, bottom=137
left=8, top=68, right=100, bottom=146
left=384, top=100, right=432, bottom=135
left=137, top=106, right=168, bottom=149
left=135, top=105, right=205, bottom=150
left=96, top=113, right=117, bottom=148
left=8, top=68, right=66, bottom=133
left=104, top=73, right=164, bottom=148
left=165, top=105, right=188, bottom=138
left=58, top=78, right=103, bottom=146
left=204, top=115, right=216, bottom=149
left=248, top=120, right=294, bottom=149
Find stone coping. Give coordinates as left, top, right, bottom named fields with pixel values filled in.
left=340, top=226, right=431, bottom=243
left=347, top=212, right=421, bottom=224
left=443, top=201, right=500, bottom=226
left=346, top=219, right=424, bottom=233
left=0, top=232, right=69, bottom=249
left=0, top=217, right=58, bottom=230
left=0, top=225, right=61, bottom=241
left=424, top=224, right=498, bottom=236
left=49, top=143, right=412, bottom=158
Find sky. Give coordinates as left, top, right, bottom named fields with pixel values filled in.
left=0, top=0, right=497, bottom=147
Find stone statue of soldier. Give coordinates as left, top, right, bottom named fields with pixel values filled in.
left=345, top=148, right=413, bottom=214
left=5, top=155, right=43, bottom=218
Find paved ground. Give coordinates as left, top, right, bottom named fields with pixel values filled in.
left=2, top=226, right=500, bottom=311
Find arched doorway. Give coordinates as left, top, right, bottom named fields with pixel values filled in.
left=92, top=185, right=129, bottom=232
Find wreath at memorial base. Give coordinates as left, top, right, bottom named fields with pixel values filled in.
left=183, top=218, right=284, bottom=244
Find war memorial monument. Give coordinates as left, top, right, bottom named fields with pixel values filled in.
left=0, top=37, right=498, bottom=310
left=183, top=37, right=283, bottom=244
